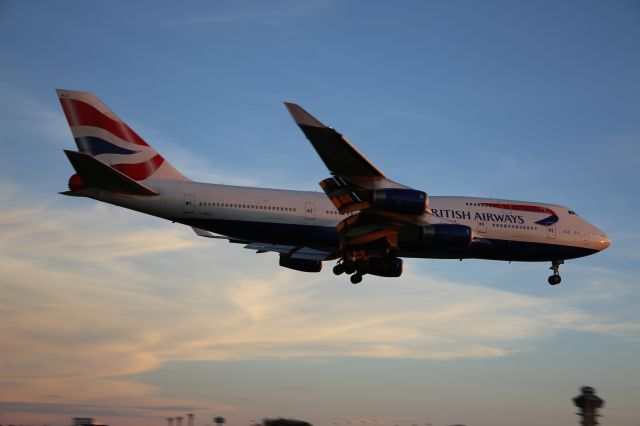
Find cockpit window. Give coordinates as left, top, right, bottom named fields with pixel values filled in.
left=568, top=210, right=578, bottom=215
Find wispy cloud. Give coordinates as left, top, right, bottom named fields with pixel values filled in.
left=1, top=183, right=638, bottom=411
left=0, top=80, right=69, bottom=148
left=0, top=181, right=635, bottom=426
left=133, top=122, right=266, bottom=186
left=0, top=80, right=266, bottom=189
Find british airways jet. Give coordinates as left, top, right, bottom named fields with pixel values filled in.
left=57, top=89, right=610, bottom=285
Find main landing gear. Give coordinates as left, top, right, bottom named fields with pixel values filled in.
left=333, top=249, right=373, bottom=284
left=548, top=259, right=563, bottom=285
left=333, top=258, right=367, bottom=284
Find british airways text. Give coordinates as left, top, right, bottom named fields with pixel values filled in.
left=431, top=209, right=526, bottom=224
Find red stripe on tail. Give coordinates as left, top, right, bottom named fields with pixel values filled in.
left=60, top=98, right=149, bottom=147
left=112, top=154, right=164, bottom=181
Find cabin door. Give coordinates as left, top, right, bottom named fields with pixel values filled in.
left=305, top=202, right=315, bottom=220
left=184, top=194, right=195, bottom=213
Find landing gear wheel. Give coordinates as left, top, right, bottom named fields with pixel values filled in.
left=548, top=259, right=563, bottom=286
left=350, top=274, right=363, bottom=284
left=333, top=264, right=345, bottom=275
left=343, top=262, right=356, bottom=275
left=355, top=261, right=369, bottom=276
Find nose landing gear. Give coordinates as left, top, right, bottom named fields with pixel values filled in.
left=548, top=259, right=563, bottom=285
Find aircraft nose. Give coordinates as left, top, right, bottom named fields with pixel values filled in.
left=596, top=233, right=611, bottom=251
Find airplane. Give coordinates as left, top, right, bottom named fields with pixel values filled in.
left=56, top=89, right=611, bottom=285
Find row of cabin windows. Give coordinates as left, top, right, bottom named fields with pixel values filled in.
left=492, top=224, right=593, bottom=237
left=198, top=201, right=296, bottom=212
left=326, top=210, right=357, bottom=217
left=492, top=223, right=538, bottom=231
left=563, top=230, right=589, bottom=236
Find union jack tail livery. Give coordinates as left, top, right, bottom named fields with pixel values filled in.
left=57, top=89, right=188, bottom=189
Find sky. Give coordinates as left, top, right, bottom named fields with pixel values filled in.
left=1, top=1, right=639, bottom=425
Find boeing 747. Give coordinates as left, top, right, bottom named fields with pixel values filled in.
left=57, top=89, right=611, bottom=285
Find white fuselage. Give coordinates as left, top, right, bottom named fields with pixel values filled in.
left=95, top=179, right=610, bottom=262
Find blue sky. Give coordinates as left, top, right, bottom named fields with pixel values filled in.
left=1, top=1, right=639, bottom=425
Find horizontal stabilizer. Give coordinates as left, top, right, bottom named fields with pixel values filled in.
left=64, top=150, right=158, bottom=196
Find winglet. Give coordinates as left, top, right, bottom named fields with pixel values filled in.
left=284, top=103, right=326, bottom=128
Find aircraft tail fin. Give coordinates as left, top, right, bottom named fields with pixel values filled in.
left=56, top=89, right=189, bottom=182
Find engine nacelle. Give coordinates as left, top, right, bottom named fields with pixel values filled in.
left=419, top=224, right=473, bottom=249
left=368, top=257, right=404, bottom=277
left=279, top=256, right=322, bottom=273
left=370, top=188, right=428, bottom=215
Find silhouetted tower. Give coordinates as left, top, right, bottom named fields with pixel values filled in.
left=574, top=386, right=605, bottom=425
left=176, top=416, right=184, bottom=426
left=168, top=418, right=175, bottom=426
left=187, top=414, right=195, bottom=426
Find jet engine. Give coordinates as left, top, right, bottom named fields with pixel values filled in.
left=368, top=257, right=404, bottom=277
left=370, top=188, right=428, bottom=215
left=419, top=224, right=473, bottom=249
left=279, top=256, right=322, bottom=272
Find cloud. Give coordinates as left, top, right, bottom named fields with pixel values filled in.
left=0, top=80, right=69, bottom=149
left=0, top=401, right=210, bottom=416
left=133, top=122, right=265, bottom=186
left=0, top=79, right=265, bottom=189
left=0, top=181, right=637, bottom=414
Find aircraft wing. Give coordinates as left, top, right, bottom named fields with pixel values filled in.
left=284, top=102, right=387, bottom=178
left=285, top=103, right=431, bottom=251
left=191, top=227, right=335, bottom=260
left=284, top=103, right=417, bottom=213
left=243, top=243, right=334, bottom=261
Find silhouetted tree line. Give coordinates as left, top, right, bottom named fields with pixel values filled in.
left=258, top=418, right=313, bottom=426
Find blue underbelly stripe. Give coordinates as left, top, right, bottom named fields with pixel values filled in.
left=176, top=217, right=597, bottom=262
